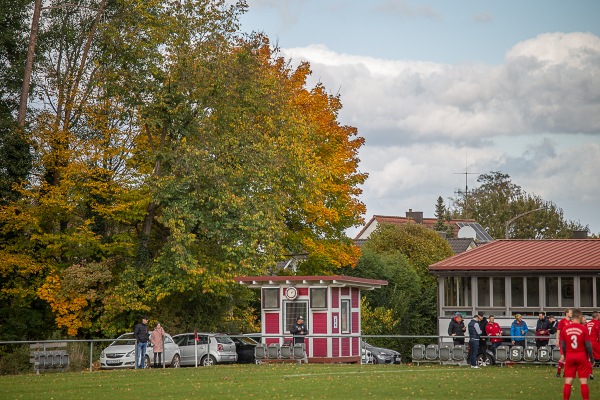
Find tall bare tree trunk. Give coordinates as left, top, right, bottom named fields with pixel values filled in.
left=18, top=0, right=43, bottom=127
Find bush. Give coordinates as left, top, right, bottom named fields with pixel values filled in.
left=0, top=344, right=31, bottom=375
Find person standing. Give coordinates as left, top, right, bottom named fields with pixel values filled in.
left=151, top=322, right=166, bottom=368
left=478, top=312, right=488, bottom=365
left=485, top=315, right=503, bottom=353
left=560, top=309, right=593, bottom=400
left=557, top=309, right=574, bottom=378
left=290, top=316, right=308, bottom=344
left=536, top=312, right=552, bottom=348
left=468, top=313, right=483, bottom=369
left=586, top=312, right=600, bottom=366
left=448, top=313, right=466, bottom=345
left=134, top=316, right=150, bottom=369
left=510, top=314, right=529, bottom=348
left=548, top=315, right=559, bottom=350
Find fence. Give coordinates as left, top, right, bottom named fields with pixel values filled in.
left=0, top=334, right=561, bottom=375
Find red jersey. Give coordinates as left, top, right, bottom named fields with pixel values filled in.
left=560, top=323, right=591, bottom=356
left=586, top=319, right=600, bottom=359
left=485, top=322, right=503, bottom=343
left=557, top=318, right=572, bottom=332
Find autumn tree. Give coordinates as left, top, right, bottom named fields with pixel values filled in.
left=1, top=0, right=367, bottom=338
left=449, top=171, right=588, bottom=239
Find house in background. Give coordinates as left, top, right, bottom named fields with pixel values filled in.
left=447, top=237, right=477, bottom=254
left=354, top=210, right=493, bottom=250
left=429, top=238, right=600, bottom=338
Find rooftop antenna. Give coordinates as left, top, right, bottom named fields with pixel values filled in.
left=454, top=153, right=480, bottom=219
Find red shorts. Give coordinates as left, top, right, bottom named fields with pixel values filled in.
left=563, top=354, right=592, bottom=378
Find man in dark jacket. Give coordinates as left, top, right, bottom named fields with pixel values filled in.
left=478, top=312, right=489, bottom=364
left=290, top=316, right=308, bottom=344
left=535, top=311, right=552, bottom=348
left=468, top=314, right=483, bottom=369
left=448, top=313, right=466, bottom=345
left=134, top=316, right=150, bottom=368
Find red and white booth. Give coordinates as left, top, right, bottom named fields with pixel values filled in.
left=234, top=275, right=387, bottom=363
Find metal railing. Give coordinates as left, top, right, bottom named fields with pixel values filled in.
left=0, top=333, right=559, bottom=375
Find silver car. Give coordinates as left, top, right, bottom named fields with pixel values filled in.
left=99, top=332, right=181, bottom=369
left=173, top=333, right=238, bottom=366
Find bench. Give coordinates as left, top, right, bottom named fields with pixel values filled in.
left=30, top=342, right=69, bottom=373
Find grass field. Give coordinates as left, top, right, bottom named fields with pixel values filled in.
left=1, top=363, right=596, bottom=400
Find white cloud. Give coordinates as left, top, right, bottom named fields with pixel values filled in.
left=283, top=32, right=600, bottom=143
left=283, top=33, right=600, bottom=235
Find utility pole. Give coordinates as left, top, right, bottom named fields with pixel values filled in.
left=454, top=155, right=479, bottom=219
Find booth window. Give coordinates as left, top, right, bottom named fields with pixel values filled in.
left=477, top=277, right=490, bottom=306
left=545, top=277, right=558, bottom=307
left=561, top=277, right=574, bottom=307
left=580, top=277, right=593, bottom=307
left=284, top=301, right=308, bottom=332
left=492, top=277, right=505, bottom=307
left=262, top=288, right=280, bottom=309
left=444, top=277, right=471, bottom=307
left=310, top=287, right=327, bottom=308
left=526, top=277, right=539, bottom=307
left=341, top=299, right=350, bottom=333
left=511, top=277, right=524, bottom=307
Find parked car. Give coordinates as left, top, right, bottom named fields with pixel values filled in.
left=173, top=333, right=238, bottom=366
left=99, top=332, right=181, bottom=369
left=361, top=347, right=374, bottom=364
left=231, top=336, right=259, bottom=364
left=361, top=341, right=401, bottom=364
left=475, top=325, right=537, bottom=366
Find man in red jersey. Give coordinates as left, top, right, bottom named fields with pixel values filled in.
left=560, top=309, right=594, bottom=400
left=557, top=308, right=573, bottom=377
left=485, top=315, right=503, bottom=353
left=586, top=312, right=600, bottom=366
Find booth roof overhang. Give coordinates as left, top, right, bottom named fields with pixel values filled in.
left=234, top=275, right=388, bottom=290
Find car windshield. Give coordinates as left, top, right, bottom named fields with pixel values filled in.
left=214, top=336, right=234, bottom=344
left=234, top=336, right=257, bottom=345
left=111, top=333, right=135, bottom=346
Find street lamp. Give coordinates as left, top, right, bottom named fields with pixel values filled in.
left=504, top=207, right=545, bottom=239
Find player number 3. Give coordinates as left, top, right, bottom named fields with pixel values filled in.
left=570, top=334, right=578, bottom=349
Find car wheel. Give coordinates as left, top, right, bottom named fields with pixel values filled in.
left=477, top=354, right=494, bottom=367
left=372, top=356, right=379, bottom=365
left=201, top=355, right=216, bottom=366
left=170, top=354, right=180, bottom=368
left=144, top=355, right=151, bottom=369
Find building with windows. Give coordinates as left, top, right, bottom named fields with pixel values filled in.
left=429, top=239, right=600, bottom=336
left=234, top=275, right=387, bottom=363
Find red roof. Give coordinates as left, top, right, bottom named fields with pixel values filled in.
left=354, top=215, right=477, bottom=239
left=429, top=239, right=600, bottom=272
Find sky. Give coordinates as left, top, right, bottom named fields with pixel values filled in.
left=238, top=0, right=600, bottom=237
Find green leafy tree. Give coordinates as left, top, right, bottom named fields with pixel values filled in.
left=344, top=224, right=453, bottom=357
left=433, top=196, right=453, bottom=238
left=450, top=171, right=588, bottom=239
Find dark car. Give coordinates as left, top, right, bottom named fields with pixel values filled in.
left=231, top=336, right=259, bottom=364
left=361, top=341, right=401, bottom=364
left=475, top=326, right=537, bottom=366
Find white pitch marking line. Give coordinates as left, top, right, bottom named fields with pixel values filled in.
left=283, top=369, right=464, bottom=378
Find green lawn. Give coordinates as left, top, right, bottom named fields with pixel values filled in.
left=0, top=363, right=596, bottom=400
